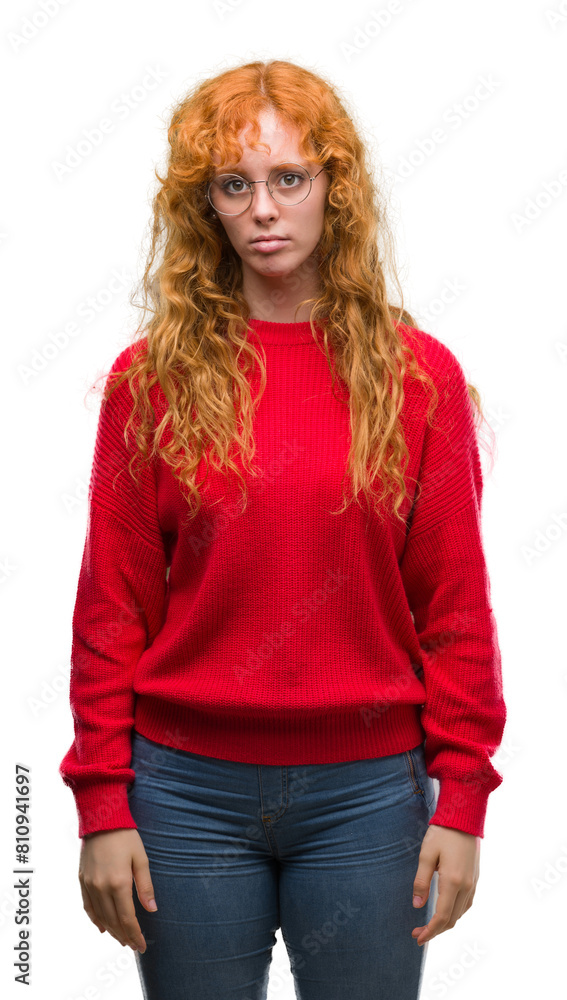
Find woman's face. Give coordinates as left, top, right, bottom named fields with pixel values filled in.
left=210, top=110, right=329, bottom=289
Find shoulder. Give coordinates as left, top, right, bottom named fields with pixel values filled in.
left=397, top=321, right=465, bottom=383
left=396, top=322, right=476, bottom=433
left=108, top=337, right=148, bottom=376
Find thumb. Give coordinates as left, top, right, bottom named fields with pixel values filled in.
left=412, top=860, right=434, bottom=908
left=132, top=851, right=158, bottom=912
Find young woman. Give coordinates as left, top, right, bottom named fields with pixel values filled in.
left=59, top=58, right=507, bottom=1000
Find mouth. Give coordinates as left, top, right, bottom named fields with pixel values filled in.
left=251, top=236, right=290, bottom=251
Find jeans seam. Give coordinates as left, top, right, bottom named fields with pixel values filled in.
left=404, top=749, right=426, bottom=797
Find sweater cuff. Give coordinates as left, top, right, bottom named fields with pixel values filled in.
left=71, top=781, right=138, bottom=839
left=429, top=777, right=491, bottom=838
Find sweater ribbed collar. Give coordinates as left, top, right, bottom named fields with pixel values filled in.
left=248, top=316, right=325, bottom=345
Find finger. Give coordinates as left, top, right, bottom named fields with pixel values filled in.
left=412, top=844, right=440, bottom=907
left=80, top=877, right=117, bottom=939
left=417, top=875, right=479, bottom=945
left=112, top=886, right=147, bottom=953
left=412, top=876, right=459, bottom=945
left=92, top=885, right=133, bottom=948
left=132, top=851, right=158, bottom=915
left=79, top=879, right=106, bottom=934
left=82, top=883, right=124, bottom=946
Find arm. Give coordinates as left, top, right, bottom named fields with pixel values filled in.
left=59, top=349, right=167, bottom=838
left=400, top=346, right=507, bottom=838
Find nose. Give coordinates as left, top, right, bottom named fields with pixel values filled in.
left=249, top=183, right=279, bottom=220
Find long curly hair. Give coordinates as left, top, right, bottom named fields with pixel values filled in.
left=100, top=58, right=491, bottom=527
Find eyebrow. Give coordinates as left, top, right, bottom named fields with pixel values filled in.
left=214, top=159, right=311, bottom=176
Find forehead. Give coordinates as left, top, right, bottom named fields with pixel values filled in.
left=211, top=113, right=315, bottom=171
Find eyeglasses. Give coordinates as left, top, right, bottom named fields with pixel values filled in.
left=207, top=162, right=326, bottom=216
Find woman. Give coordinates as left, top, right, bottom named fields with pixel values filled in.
left=59, top=59, right=507, bottom=1000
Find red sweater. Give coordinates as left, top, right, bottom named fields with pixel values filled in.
left=59, top=318, right=506, bottom=839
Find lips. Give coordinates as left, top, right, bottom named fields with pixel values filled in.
left=251, top=235, right=287, bottom=243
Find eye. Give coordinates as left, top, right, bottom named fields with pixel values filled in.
left=222, top=176, right=248, bottom=194
left=274, top=171, right=303, bottom=188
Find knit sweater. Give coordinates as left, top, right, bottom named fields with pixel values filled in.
left=59, top=317, right=506, bottom=839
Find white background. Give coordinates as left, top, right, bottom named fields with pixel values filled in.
left=1, top=0, right=565, bottom=997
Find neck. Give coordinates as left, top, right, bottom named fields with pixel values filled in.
left=241, top=257, right=322, bottom=323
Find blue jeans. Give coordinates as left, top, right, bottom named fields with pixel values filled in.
left=127, top=730, right=439, bottom=1000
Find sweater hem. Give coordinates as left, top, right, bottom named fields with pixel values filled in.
left=133, top=695, right=427, bottom=765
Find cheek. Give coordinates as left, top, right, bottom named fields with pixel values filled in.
left=305, top=203, right=326, bottom=238
left=219, top=221, right=244, bottom=246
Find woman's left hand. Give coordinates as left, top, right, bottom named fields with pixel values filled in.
left=411, top=824, right=480, bottom=945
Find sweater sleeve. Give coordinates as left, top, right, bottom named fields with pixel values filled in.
left=59, top=351, right=168, bottom=838
left=400, top=347, right=507, bottom=838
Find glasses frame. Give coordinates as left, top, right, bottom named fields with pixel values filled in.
left=207, top=162, right=326, bottom=216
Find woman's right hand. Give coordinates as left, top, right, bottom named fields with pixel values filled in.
left=78, top=828, right=158, bottom=954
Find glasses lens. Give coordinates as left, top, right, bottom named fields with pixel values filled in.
left=208, top=173, right=251, bottom=215
left=268, top=163, right=311, bottom=205
left=208, top=163, right=312, bottom=214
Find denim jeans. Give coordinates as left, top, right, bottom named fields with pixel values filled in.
left=127, top=730, right=439, bottom=1000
